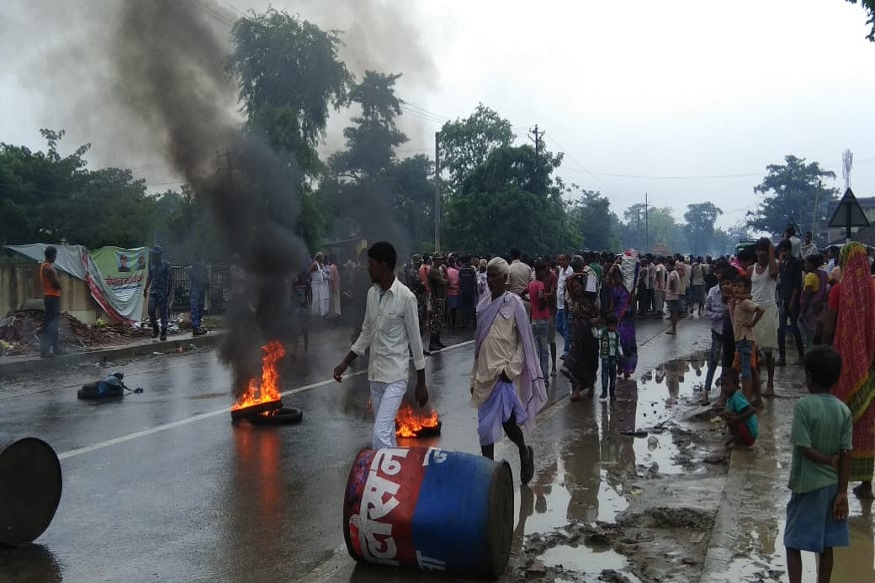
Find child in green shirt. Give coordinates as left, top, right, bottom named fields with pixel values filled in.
left=598, top=314, right=623, bottom=401
left=784, top=346, right=852, bottom=583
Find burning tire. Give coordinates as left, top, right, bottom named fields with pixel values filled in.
left=246, top=406, right=303, bottom=426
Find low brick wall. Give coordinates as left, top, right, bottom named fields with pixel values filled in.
left=0, top=264, right=108, bottom=324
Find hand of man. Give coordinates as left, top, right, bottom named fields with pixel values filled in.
left=832, top=492, right=849, bottom=521
left=333, top=363, right=348, bottom=383
left=414, top=382, right=429, bottom=407
left=829, top=454, right=841, bottom=472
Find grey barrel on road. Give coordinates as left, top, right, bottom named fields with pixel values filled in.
left=0, top=436, right=62, bottom=547
left=343, top=447, right=514, bottom=578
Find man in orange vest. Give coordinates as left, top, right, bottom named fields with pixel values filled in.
left=39, top=245, right=64, bottom=358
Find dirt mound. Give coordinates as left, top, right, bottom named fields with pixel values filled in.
left=629, top=506, right=716, bottom=530
left=0, top=309, right=151, bottom=356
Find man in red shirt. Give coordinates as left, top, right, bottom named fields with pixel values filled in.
left=527, top=260, right=552, bottom=387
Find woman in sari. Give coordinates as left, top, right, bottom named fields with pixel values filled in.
left=607, top=262, right=638, bottom=378
left=561, top=272, right=600, bottom=401
left=823, top=242, right=875, bottom=498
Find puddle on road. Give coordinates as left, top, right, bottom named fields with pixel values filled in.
left=526, top=352, right=714, bottom=533
left=525, top=352, right=725, bottom=580
left=540, top=544, right=643, bottom=582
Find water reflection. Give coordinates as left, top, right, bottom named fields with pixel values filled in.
left=523, top=354, right=719, bottom=539
left=217, top=424, right=288, bottom=580
left=0, top=544, right=62, bottom=583
left=834, top=503, right=874, bottom=582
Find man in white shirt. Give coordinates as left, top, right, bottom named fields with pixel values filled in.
left=799, top=231, right=816, bottom=259
left=554, top=254, right=574, bottom=357
left=654, top=257, right=667, bottom=316
left=333, top=241, right=428, bottom=449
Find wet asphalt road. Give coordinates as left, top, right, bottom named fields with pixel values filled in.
left=1, top=317, right=706, bottom=582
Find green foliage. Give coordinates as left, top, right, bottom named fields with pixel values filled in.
left=0, top=130, right=158, bottom=248
left=565, top=190, right=621, bottom=251
left=445, top=144, right=565, bottom=255
left=748, top=155, right=837, bottom=236
left=228, top=9, right=352, bottom=177
left=330, top=71, right=407, bottom=179
left=684, top=202, right=723, bottom=256
left=620, top=204, right=687, bottom=254
left=846, top=0, right=875, bottom=41
left=319, top=70, right=432, bottom=251
left=439, top=104, right=515, bottom=196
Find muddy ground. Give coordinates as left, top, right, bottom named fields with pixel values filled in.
left=506, top=352, right=734, bottom=583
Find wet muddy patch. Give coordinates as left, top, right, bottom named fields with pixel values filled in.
left=510, top=352, right=730, bottom=583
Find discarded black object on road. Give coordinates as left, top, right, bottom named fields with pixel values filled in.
left=245, top=406, right=304, bottom=426
left=77, top=372, right=143, bottom=400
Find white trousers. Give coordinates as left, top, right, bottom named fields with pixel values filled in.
left=370, top=380, right=407, bottom=449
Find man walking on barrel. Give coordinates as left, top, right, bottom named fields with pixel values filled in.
left=333, top=241, right=429, bottom=450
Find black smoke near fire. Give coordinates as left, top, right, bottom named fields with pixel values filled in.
left=111, top=1, right=308, bottom=396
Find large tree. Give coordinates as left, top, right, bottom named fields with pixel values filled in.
left=227, top=9, right=352, bottom=251
left=0, top=130, right=158, bottom=248
left=228, top=9, right=351, bottom=177
left=621, top=204, right=687, bottom=253
left=444, top=144, right=565, bottom=255
left=846, top=0, right=875, bottom=41
left=438, top=104, right=515, bottom=196
left=330, top=71, right=407, bottom=179
left=748, top=155, right=837, bottom=238
left=684, top=202, right=723, bottom=255
left=320, top=71, right=433, bottom=253
left=566, top=190, right=620, bottom=251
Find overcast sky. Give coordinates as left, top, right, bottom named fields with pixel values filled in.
left=2, top=0, right=873, bottom=231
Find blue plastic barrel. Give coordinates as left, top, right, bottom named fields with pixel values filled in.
left=343, top=446, right=513, bottom=578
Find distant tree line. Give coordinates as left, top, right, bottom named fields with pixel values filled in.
left=0, top=8, right=842, bottom=259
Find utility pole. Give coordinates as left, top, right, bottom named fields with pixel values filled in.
left=434, top=132, right=441, bottom=252
left=644, top=192, right=649, bottom=251
left=529, top=125, right=545, bottom=195
left=217, top=149, right=235, bottom=190
left=636, top=208, right=641, bottom=249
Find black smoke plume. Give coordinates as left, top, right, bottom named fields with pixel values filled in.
left=111, top=0, right=309, bottom=396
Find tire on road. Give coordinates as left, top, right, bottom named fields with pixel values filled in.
left=247, top=407, right=303, bottom=426
left=76, top=382, right=124, bottom=400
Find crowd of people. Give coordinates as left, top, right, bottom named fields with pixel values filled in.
left=191, top=225, right=872, bottom=583
left=310, top=227, right=871, bottom=483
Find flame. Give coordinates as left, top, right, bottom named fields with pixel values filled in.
left=395, top=401, right=440, bottom=438
left=231, top=341, right=285, bottom=411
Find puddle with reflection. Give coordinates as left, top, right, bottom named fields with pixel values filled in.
left=540, top=544, right=643, bottom=582
left=523, top=351, right=724, bottom=581
left=526, top=352, right=714, bottom=533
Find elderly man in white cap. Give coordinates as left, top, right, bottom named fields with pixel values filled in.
left=471, top=257, right=548, bottom=484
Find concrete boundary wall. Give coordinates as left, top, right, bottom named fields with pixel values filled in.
left=0, top=264, right=109, bottom=324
